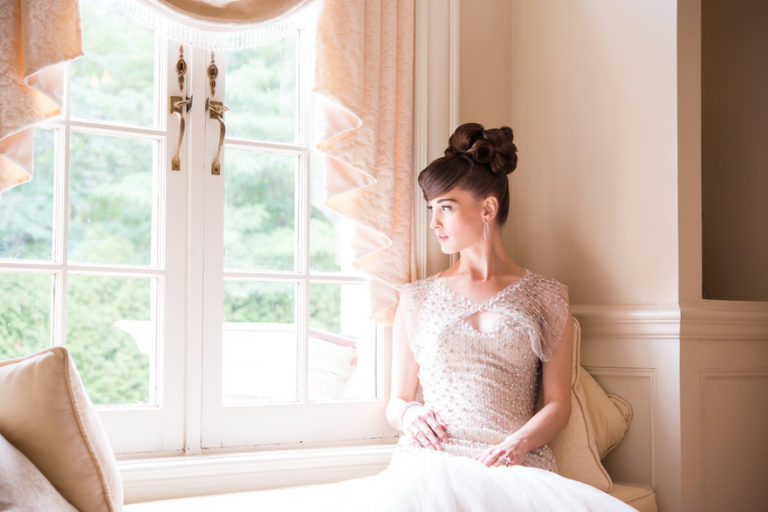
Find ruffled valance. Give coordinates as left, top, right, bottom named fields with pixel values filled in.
left=0, top=0, right=83, bottom=194
left=314, top=0, right=415, bottom=323
left=151, top=0, right=313, bottom=25
left=114, top=0, right=315, bottom=51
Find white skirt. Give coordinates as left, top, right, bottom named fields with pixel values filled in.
left=323, top=448, right=637, bottom=512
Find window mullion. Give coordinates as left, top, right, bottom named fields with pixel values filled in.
left=296, top=24, right=311, bottom=404
left=52, top=62, right=73, bottom=348
left=297, top=152, right=309, bottom=402
left=197, top=46, right=227, bottom=451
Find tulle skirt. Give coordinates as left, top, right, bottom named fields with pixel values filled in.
left=323, top=447, right=637, bottom=512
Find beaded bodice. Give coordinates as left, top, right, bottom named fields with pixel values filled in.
left=396, top=269, right=569, bottom=472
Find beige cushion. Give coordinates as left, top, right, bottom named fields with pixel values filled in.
left=608, top=482, right=658, bottom=512
left=536, top=317, right=632, bottom=492
left=0, top=432, right=78, bottom=512
left=0, top=347, right=123, bottom=512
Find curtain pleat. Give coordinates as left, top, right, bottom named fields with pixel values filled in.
left=0, top=0, right=83, bottom=194
left=314, top=0, right=415, bottom=324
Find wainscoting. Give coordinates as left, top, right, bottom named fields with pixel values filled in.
left=680, top=302, right=768, bottom=512
left=574, top=305, right=681, bottom=512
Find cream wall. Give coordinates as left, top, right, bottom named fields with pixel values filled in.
left=678, top=1, right=768, bottom=511
left=459, top=1, right=682, bottom=511
left=461, top=0, right=679, bottom=306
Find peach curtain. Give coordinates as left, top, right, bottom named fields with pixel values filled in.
left=314, top=0, right=415, bottom=324
left=0, top=0, right=83, bottom=194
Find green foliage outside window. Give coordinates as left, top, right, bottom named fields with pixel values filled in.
left=0, top=4, right=345, bottom=405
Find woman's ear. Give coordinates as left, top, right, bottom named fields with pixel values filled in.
left=483, top=196, right=499, bottom=222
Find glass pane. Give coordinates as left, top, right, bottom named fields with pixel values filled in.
left=225, top=34, right=297, bottom=143
left=309, top=152, right=361, bottom=273
left=308, top=282, right=375, bottom=400
left=222, top=281, right=296, bottom=404
left=70, top=0, right=155, bottom=127
left=0, top=273, right=52, bottom=359
left=224, top=151, right=295, bottom=271
left=67, top=275, right=154, bottom=406
left=68, top=132, right=154, bottom=265
left=0, top=129, right=55, bottom=260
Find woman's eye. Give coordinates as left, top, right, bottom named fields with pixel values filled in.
left=441, top=205, right=451, bottom=211
left=426, top=205, right=433, bottom=211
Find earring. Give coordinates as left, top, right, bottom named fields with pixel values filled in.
left=483, top=221, right=489, bottom=241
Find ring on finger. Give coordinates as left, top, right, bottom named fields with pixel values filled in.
left=503, top=456, right=512, bottom=466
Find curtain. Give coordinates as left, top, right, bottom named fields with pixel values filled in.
left=114, top=0, right=315, bottom=50
left=0, top=0, right=83, bottom=194
left=150, top=0, right=313, bottom=25
left=314, top=0, right=415, bottom=323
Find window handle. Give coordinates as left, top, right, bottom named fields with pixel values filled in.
left=206, top=98, right=229, bottom=175
left=169, top=95, right=192, bottom=171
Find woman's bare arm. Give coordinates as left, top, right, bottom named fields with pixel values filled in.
left=475, top=308, right=573, bottom=466
left=385, top=291, right=447, bottom=450
left=385, top=295, right=421, bottom=431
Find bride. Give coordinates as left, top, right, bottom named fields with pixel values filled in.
left=331, top=123, right=635, bottom=511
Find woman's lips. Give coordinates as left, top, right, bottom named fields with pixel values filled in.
left=437, top=234, right=449, bottom=242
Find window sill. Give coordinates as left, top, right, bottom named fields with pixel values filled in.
left=120, top=443, right=396, bottom=503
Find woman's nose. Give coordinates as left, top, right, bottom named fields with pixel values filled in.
left=430, top=211, right=440, bottom=230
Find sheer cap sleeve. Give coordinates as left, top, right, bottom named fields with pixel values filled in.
left=397, top=278, right=431, bottom=347
left=526, top=274, right=570, bottom=362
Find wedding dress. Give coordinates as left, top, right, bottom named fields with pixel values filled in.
left=329, top=269, right=636, bottom=511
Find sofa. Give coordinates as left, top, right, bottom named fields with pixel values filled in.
left=0, top=318, right=656, bottom=511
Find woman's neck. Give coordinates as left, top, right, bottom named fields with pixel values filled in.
left=451, top=235, right=522, bottom=281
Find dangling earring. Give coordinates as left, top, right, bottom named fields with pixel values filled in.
left=483, top=221, right=489, bottom=241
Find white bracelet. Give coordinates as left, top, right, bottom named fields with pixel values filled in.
left=399, top=401, right=422, bottom=431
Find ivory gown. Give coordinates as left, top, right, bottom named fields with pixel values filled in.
left=330, top=269, right=636, bottom=511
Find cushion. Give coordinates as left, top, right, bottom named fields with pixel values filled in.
left=608, top=482, right=658, bottom=512
left=0, top=432, right=78, bottom=512
left=535, top=317, right=632, bottom=492
left=0, top=347, right=123, bottom=512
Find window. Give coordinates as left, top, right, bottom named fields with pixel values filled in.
left=0, top=0, right=390, bottom=455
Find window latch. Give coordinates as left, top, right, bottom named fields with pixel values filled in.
left=206, top=98, right=229, bottom=176
left=169, top=95, right=192, bottom=171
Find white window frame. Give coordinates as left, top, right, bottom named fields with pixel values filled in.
left=1, top=26, right=188, bottom=454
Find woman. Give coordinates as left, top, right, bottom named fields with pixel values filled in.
left=333, top=123, right=634, bottom=511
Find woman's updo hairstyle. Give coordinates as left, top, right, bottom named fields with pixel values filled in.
left=418, top=122, right=518, bottom=225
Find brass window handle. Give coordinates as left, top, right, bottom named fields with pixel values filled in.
left=170, top=95, right=192, bottom=171
left=206, top=98, right=229, bottom=175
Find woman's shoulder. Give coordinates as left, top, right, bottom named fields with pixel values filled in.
left=523, top=269, right=569, bottom=297
left=400, top=273, right=439, bottom=299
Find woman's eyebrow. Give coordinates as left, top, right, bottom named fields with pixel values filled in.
left=436, top=198, right=458, bottom=204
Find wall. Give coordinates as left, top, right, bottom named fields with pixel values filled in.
left=459, top=1, right=681, bottom=510
left=679, top=0, right=768, bottom=510
left=504, top=1, right=678, bottom=306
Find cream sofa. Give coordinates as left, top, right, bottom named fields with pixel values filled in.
left=0, top=318, right=656, bottom=511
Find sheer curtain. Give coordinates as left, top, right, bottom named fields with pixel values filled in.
left=314, top=0, right=415, bottom=323
left=0, top=0, right=83, bottom=194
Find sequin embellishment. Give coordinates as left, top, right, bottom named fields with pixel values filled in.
left=396, top=269, right=570, bottom=472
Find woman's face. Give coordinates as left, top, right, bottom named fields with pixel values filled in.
left=427, top=187, right=487, bottom=254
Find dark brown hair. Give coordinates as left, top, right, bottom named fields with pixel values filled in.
left=418, top=122, right=518, bottom=225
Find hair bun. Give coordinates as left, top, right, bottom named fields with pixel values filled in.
left=444, top=123, right=517, bottom=176
left=484, top=126, right=517, bottom=176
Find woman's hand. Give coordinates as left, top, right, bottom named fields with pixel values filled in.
left=474, top=433, right=530, bottom=467
left=402, top=405, right=448, bottom=451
